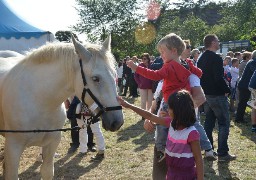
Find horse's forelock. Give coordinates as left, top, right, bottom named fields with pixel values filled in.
left=86, top=43, right=117, bottom=77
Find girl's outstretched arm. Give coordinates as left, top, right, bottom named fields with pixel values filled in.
left=191, top=140, right=204, bottom=180
left=117, top=96, right=167, bottom=126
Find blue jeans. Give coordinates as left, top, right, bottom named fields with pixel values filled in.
left=155, top=102, right=169, bottom=152
left=204, top=95, right=230, bottom=156
left=155, top=124, right=168, bottom=152
left=194, top=119, right=212, bottom=151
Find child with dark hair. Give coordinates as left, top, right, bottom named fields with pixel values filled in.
left=118, top=90, right=204, bottom=180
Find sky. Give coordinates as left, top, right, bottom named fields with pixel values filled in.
left=5, top=0, right=228, bottom=41
left=5, top=0, right=79, bottom=34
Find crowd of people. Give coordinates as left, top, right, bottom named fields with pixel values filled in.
left=63, top=33, right=255, bottom=179
left=116, top=33, right=256, bottom=179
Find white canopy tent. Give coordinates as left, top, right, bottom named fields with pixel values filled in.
left=0, top=0, right=55, bottom=54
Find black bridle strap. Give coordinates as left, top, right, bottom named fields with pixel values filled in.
left=85, top=88, right=104, bottom=109
left=78, top=58, right=122, bottom=125
left=79, top=59, right=87, bottom=86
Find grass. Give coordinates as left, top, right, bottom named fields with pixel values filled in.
left=0, top=97, right=255, bottom=179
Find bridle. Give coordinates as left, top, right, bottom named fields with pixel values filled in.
left=78, top=59, right=122, bottom=126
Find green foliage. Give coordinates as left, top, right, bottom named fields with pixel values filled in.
left=71, top=0, right=256, bottom=59
left=217, top=0, right=256, bottom=48
left=158, top=15, right=209, bottom=47
left=55, top=31, right=79, bottom=42
left=73, top=0, right=142, bottom=42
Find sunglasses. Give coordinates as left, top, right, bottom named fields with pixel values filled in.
left=186, top=45, right=192, bottom=49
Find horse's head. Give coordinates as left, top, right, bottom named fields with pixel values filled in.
left=72, top=36, right=124, bottom=131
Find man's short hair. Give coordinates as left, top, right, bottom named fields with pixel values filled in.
left=203, top=34, right=217, bottom=49
left=242, top=51, right=252, bottom=60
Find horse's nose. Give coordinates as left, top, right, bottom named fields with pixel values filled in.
left=110, top=119, right=124, bottom=132
left=102, top=112, right=124, bottom=131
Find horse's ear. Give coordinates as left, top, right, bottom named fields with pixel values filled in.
left=102, top=35, right=111, bottom=51
left=71, top=34, right=92, bottom=61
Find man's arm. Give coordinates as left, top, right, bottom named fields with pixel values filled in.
left=213, top=58, right=230, bottom=94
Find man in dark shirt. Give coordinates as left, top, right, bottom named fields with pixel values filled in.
left=122, top=57, right=132, bottom=97
left=197, top=34, right=236, bottom=161
left=236, top=51, right=255, bottom=123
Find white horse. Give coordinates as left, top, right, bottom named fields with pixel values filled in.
left=0, top=50, right=23, bottom=58
left=0, top=36, right=124, bottom=179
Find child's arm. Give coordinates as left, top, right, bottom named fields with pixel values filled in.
left=117, top=96, right=167, bottom=126
left=190, top=140, right=204, bottom=180
left=127, top=60, right=167, bottom=81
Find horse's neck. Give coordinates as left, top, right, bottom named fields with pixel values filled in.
left=21, top=61, right=75, bottom=108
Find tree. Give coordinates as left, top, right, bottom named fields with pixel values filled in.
left=217, top=0, right=256, bottom=42
left=55, top=31, right=79, bottom=42
left=157, top=12, right=209, bottom=47
left=73, top=0, right=142, bottom=42
left=73, top=0, right=167, bottom=58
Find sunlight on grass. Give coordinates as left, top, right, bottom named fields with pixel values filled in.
left=0, top=98, right=255, bottom=179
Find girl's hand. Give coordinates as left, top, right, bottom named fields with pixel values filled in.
left=117, top=96, right=130, bottom=108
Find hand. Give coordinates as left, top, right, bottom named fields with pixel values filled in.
left=126, top=60, right=137, bottom=70
left=225, top=93, right=229, bottom=97
left=117, top=96, right=130, bottom=108
left=159, top=110, right=168, bottom=117
left=144, top=119, right=155, bottom=133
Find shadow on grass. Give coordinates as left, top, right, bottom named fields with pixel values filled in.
left=204, top=160, right=239, bottom=179
left=230, top=110, right=256, bottom=144
left=18, top=161, right=41, bottom=179
left=200, top=110, right=256, bottom=144
left=19, top=151, right=103, bottom=179
left=117, top=96, right=155, bottom=151
left=116, top=119, right=154, bottom=150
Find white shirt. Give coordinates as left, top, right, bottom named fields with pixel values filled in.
left=117, top=66, right=123, bottom=78
left=223, top=65, right=231, bottom=74
left=230, top=66, right=239, bottom=88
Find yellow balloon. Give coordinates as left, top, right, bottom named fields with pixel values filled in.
left=135, top=22, right=156, bottom=45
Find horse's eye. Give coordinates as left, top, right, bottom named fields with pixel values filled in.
left=92, top=76, right=100, bottom=82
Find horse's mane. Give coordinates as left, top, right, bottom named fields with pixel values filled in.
left=22, top=42, right=116, bottom=74
left=23, top=42, right=77, bottom=64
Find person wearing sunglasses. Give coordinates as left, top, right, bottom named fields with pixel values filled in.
left=134, top=53, right=154, bottom=117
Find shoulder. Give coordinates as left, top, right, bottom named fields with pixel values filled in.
left=187, top=127, right=199, bottom=142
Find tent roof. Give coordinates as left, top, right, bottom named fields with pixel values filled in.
left=0, top=0, right=50, bottom=39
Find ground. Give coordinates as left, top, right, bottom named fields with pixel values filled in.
left=0, top=97, right=255, bottom=179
